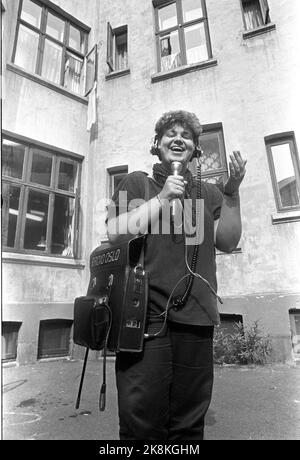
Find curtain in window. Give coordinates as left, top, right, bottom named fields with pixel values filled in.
left=160, top=32, right=181, bottom=71
left=51, top=195, right=75, bottom=256
left=14, top=25, right=39, bottom=73
left=62, top=197, right=75, bottom=257
left=243, top=2, right=263, bottom=30
left=2, top=183, right=11, bottom=247
left=41, top=40, right=62, bottom=84
left=64, top=54, right=84, bottom=94
left=115, top=43, right=128, bottom=70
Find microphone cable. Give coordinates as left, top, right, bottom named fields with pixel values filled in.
left=144, top=155, right=223, bottom=340
left=144, top=272, right=191, bottom=339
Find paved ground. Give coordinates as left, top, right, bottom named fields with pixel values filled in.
left=2, top=358, right=300, bottom=440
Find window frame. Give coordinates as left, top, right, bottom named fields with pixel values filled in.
left=12, top=0, right=90, bottom=95
left=2, top=322, right=22, bottom=361
left=37, top=319, right=73, bottom=359
left=240, top=0, right=271, bottom=31
left=153, top=0, right=213, bottom=73
left=189, top=123, right=228, bottom=187
left=2, top=132, right=82, bottom=258
left=289, top=309, right=300, bottom=358
left=265, top=132, right=300, bottom=213
left=107, top=165, right=128, bottom=199
left=106, top=22, right=129, bottom=75
left=85, top=43, right=98, bottom=96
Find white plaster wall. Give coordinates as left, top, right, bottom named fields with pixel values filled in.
left=2, top=0, right=100, bottom=314
left=93, top=0, right=300, bottom=297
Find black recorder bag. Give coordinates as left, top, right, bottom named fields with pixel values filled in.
left=73, top=235, right=148, bottom=411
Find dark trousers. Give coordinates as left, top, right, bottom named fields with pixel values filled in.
left=115, top=322, right=214, bottom=440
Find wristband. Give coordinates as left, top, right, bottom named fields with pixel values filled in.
left=224, top=190, right=239, bottom=198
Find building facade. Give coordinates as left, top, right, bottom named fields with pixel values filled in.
left=2, top=0, right=300, bottom=365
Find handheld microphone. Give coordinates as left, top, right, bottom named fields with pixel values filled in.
left=171, top=161, right=183, bottom=222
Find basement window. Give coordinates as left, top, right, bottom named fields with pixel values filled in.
left=289, top=309, right=300, bottom=358
left=2, top=322, right=22, bottom=361
left=37, top=319, right=73, bottom=359
left=219, top=314, right=243, bottom=335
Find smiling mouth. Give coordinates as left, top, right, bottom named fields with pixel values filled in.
left=170, top=146, right=185, bottom=152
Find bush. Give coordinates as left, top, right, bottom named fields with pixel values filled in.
left=213, top=320, right=272, bottom=365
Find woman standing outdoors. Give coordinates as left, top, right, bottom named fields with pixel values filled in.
left=107, top=110, right=247, bottom=440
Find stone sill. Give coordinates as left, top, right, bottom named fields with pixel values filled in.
left=271, top=210, right=300, bottom=225
left=242, top=23, right=276, bottom=39
left=7, top=63, right=88, bottom=105
left=151, top=58, right=218, bottom=83
left=2, top=360, right=18, bottom=368
left=105, top=68, right=131, bottom=80
left=2, top=251, right=85, bottom=269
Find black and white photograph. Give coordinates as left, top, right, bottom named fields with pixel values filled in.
left=1, top=0, right=300, bottom=445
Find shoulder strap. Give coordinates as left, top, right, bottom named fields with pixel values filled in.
left=138, top=172, right=150, bottom=266
left=144, top=178, right=150, bottom=201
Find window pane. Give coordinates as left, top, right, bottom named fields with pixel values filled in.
left=24, top=190, right=49, bottom=251
left=200, top=132, right=223, bottom=173
left=58, top=161, right=77, bottom=192
left=182, top=0, right=203, bottom=22
left=41, top=39, right=62, bottom=84
left=160, top=30, right=181, bottom=71
left=64, top=52, right=84, bottom=94
left=113, top=173, right=127, bottom=193
left=69, top=24, right=85, bottom=53
left=271, top=143, right=300, bottom=208
left=14, top=24, right=39, bottom=73
left=30, top=151, right=52, bottom=186
left=184, top=22, right=208, bottom=64
left=2, top=322, right=21, bottom=361
left=243, top=0, right=263, bottom=30
left=2, top=139, right=25, bottom=178
left=51, top=195, right=75, bottom=256
left=115, top=32, right=128, bottom=70
left=46, top=11, right=65, bottom=42
left=158, top=3, right=177, bottom=31
left=38, top=320, right=72, bottom=358
left=202, top=174, right=226, bottom=187
left=2, top=184, right=21, bottom=248
left=21, top=0, right=42, bottom=28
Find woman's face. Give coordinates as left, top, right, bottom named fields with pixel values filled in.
left=158, top=123, right=195, bottom=171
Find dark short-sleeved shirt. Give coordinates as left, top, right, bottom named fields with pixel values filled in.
left=108, top=171, right=224, bottom=326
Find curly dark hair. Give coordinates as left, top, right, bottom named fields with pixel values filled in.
left=154, top=110, right=202, bottom=144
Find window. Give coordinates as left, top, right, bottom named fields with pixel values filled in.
left=37, top=319, right=72, bottom=358
left=2, top=134, right=81, bottom=257
left=190, top=124, right=228, bottom=187
left=106, top=23, right=128, bottom=73
left=2, top=322, right=22, bottom=361
left=12, top=0, right=92, bottom=95
left=219, top=314, right=243, bottom=335
left=265, top=133, right=300, bottom=212
left=107, top=166, right=128, bottom=198
left=241, top=0, right=270, bottom=31
left=289, top=309, right=300, bottom=358
left=153, top=0, right=212, bottom=73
